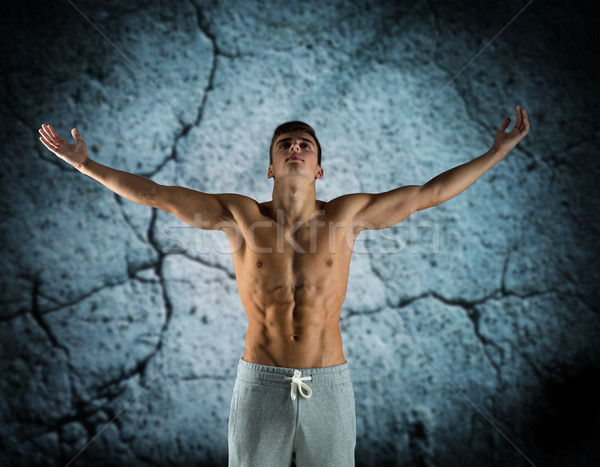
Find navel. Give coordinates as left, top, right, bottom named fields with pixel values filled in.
left=326, top=259, right=333, bottom=267
left=257, top=260, right=263, bottom=268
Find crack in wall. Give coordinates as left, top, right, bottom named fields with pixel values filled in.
left=344, top=305, right=385, bottom=319
left=180, top=251, right=236, bottom=281
left=430, top=290, right=513, bottom=384
left=17, top=380, right=124, bottom=446
left=143, top=1, right=221, bottom=183
left=114, top=195, right=151, bottom=246
left=191, top=4, right=220, bottom=127
left=146, top=209, right=173, bottom=356
left=191, top=1, right=252, bottom=60
left=363, top=236, right=503, bottom=379
left=33, top=277, right=130, bottom=317
left=28, top=276, right=69, bottom=355
left=425, top=0, right=491, bottom=132
left=426, top=0, right=542, bottom=180
left=72, top=7, right=240, bottom=408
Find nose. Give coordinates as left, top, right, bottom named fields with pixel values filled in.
left=289, top=140, right=300, bottom=152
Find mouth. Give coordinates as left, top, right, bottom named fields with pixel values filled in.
left=287, top=154, right=303, bottom=162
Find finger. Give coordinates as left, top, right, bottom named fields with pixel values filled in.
left=522, top=108, right=530, bottom=133
left=514, top=105, right=523, bottom=130
left=517, top=108, right=527, bottom=132
left=48, top=124, right=64, bottom=143
left=42, top=124, right=60, bottom=145
left=39, top=136, right=58, bottom=153
left=38, top=131, right=57, bottom=149
left=499, top=117, right=510, bottom=132
left=39, top=125, right=56, bottom=145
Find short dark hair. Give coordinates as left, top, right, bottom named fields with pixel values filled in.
left=269, top=121, right=321, bottom=167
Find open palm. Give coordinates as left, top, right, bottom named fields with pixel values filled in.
left=38, top=124, right=89, bottom=167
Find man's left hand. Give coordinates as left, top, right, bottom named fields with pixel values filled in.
left=493, top=105, right=530, bottom=155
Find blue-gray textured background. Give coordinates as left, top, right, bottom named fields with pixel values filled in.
left=1, top=0, right=599, bottom=466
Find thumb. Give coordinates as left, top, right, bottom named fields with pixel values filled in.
left=72, top=128, right=83, bottom=142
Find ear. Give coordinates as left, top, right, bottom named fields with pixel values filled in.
left=267, top=165, right=274, bottom=179
left=315, top=166, right=323, bottom=180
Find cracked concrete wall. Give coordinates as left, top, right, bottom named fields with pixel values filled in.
left=1, top=0, right=599, bottom=465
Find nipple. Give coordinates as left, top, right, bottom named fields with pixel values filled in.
left=326, top=259, right=333, bottom=267
left=257, top=260, right=263, bottom=268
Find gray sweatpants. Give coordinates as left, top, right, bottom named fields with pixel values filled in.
left=228, top=358, right=356, bottom=466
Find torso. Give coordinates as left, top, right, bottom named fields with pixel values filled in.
left=223, top=197, right=360, bottom=368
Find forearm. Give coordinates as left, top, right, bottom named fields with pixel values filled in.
left=78, top=159, right=160, bottom=207
left=424, top=147, right=507, bottom=206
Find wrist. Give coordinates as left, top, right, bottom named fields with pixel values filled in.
left=490, top=145, right=509, bottom=160
left=76, top=157, right=93, bottom=173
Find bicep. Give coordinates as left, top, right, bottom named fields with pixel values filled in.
left=352, top=185, right=436, bottom=231
left=153, top=185, right=235, bottom=231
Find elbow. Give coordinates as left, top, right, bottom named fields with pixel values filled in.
left=147, top=182, right=165, bottom=210
left=417, top=184, right=440, bottom=211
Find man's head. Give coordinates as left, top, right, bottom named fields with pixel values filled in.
left=267, top=121, right=324, bottom=183
left=269, top=121, right=321, bottom=167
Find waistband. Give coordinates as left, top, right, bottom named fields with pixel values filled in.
left=235, top=358, right=351, bottom=387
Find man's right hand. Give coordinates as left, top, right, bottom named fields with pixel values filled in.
left=38, top=124, right=90, bottom=169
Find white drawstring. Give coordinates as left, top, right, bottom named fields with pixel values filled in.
left=284, top=370, right=313, bottom=400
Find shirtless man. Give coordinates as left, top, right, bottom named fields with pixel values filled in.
left=38, top=107, right=529, bottom=466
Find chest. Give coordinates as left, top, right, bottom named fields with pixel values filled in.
left=231, top=216, right=355, bottom=279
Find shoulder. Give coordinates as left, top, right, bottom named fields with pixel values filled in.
left=218, top=193, right=263, bottom=217
left=217, top=192, right=258, bottom=207
left=322, top=193, right=372, bottom=217
left=217, top=194, right=281, bottom=229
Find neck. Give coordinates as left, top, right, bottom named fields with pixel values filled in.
left=271, top=177, right=318, bottom=228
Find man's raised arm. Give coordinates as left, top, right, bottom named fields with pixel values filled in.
left=38, top=124, right=234, bottom=231
left=349, top=105, right=530, bottom=230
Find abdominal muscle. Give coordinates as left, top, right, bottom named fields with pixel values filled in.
left=240, top=283, right=348, bottom=369
left=242, top=312, right=346, bottom=369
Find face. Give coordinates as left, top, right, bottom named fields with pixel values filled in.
left=267, top=131, right=323, bottom=181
